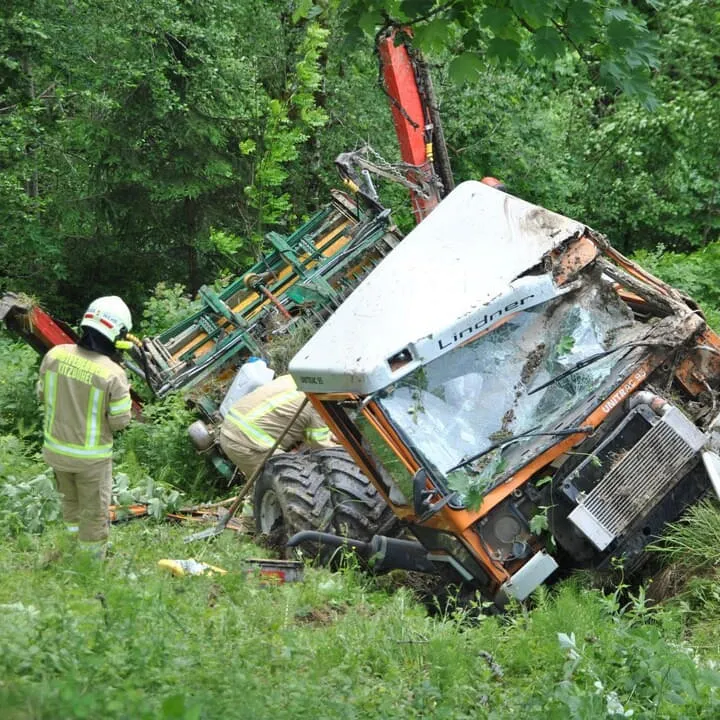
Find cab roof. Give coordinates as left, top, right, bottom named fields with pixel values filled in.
left=290, top=180, right=586, bottom=395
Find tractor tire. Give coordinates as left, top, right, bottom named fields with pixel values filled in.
left=253, top=448, right=397, bottom=551
left=311, top=447, right=398, bottom=541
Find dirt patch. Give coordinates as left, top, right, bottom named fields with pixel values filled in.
left=645, top=563, right=694, bottom=603
left=501, top=408, right=515, bottom=432
left=294, top=603, right=347, bottom=626
left=521, top=343, right=546, bottom=385
left=256, top=525, right=289, bottom=557
left=207, top=583, right=224, bottom=608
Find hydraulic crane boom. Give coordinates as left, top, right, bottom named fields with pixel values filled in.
left=377, top=28, right=454, bottom=221
left=335, top=28, right=455, bottom=224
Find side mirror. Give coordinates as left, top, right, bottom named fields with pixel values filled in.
left=412, top=467, right=453, bottom=522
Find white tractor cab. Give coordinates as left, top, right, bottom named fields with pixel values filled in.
left=253, top=180, right=720, bottom=605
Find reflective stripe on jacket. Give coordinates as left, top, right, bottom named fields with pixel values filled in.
left=220, top=374, right=335, bottom=454
left=38, top=344, right=131, bottom=472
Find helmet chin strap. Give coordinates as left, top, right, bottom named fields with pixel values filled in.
left=78, top=326, right=120, bottom=359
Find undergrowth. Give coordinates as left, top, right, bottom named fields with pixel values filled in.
left=0, top=336, right=42, bottom=442
left=3, top=243, right=720, bottom=718
left=0, top=432, right=183, bottom=538
left=652, top=500, right=720, bottom=572
left=649, top=501, right=720, bottom=660
left=0, top=523, right=719, bottom=719
left=115, top=394, right=214, bottom=498
left=0, top=435, right=59, bottom=535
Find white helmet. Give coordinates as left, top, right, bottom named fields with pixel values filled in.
left=81, top=296, right=133, bottom=343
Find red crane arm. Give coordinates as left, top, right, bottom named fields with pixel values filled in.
left=377, top=30, right=443, bottom=223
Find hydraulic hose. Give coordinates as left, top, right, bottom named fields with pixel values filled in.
left=119, top=334, right=157, bottom=397
left=286, top=531, right=369, bottom=553
left=287, top=532, right=437, bottom=574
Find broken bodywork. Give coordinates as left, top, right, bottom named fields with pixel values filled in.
left=288, top=181, right=720, bottom=604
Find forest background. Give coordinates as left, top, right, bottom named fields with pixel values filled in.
left=1, top=0, right=717, bottom=321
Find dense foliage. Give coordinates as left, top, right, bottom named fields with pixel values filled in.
left=1, top=5, right=719, bottom=715
left=1, top=0, right=717, bottom=319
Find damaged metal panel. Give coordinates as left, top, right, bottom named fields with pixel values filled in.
left=569, top=406, right=706, bottom=550
left=292, top=180, right=588, bottom=394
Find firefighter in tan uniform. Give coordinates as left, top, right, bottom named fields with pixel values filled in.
left=38, top=296, right=133, bottom=558
left=219, top=374, right=336, bottom=479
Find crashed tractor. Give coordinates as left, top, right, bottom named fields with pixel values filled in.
left=250, top=179, right=720, bottom=606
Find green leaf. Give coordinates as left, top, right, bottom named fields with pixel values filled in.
left=358, top=11, right=384, bottom=36
left=448, top=52, right=484, bottom=84
left=481, top=6, right=516, bottom=36
left=400, top=0, right=436, bottom=18
left=604, top=6, right=632, bottom=24
left=161, top=694, right=188, bottom=718
left=533, top=26, right=566, bottom=60
left=510, top=0, right=557, bottom=28
left=606, top=18, right=640, bottom=50
left=530, top=512, right=550, bottom=534
left=239, top=138, right=256, bottom=155
left=556, top=335, right=576, bottom=355
left=566, top=0, right=597, bottom=44
left=291, top=0, right=314, bottom=24
left=487, top=37, right=520, bottom=62
left=413, top=18, right=453, bottom=53
left=462, top=27, right=482, bottom=46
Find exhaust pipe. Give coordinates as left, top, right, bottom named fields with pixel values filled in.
left=287, top=531, right=437, bottom=574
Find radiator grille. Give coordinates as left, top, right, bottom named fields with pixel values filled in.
left=569, top=407, right=705, bottom=550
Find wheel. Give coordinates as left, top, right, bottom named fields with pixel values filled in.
left=253, top=452, right=333, bottom=541
left=311, top=447, right=398, bottom=540
left=253, top=447, right=397, bottom=547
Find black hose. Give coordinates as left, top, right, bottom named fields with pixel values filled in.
left=286, top=531, right=370, bottom=554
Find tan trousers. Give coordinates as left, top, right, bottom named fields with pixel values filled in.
left=53, top=463, right=112, bottom=543
left=219, top=434, right=285, bottom=481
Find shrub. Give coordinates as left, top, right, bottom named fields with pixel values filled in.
left=0, top=434, right=60, bottom=536
left=115, top=394, right=214, bottom=497
left=112, top=471, right=183, bottom=519
left=0, top=334, right=42, bottom=443
left=140, top=282, right=200, bottom=337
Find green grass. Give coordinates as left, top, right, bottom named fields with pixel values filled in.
left=648, top=501, right=720, bottom=665
left=651, top=501, right=720, bottom=572
left=1, top=522, right=719, bottom=719
left=2, top=331, right=720, bottom=719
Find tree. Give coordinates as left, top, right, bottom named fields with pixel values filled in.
left=0, top=0, right=334, bottom=316
left=334, top=0, right=660, bottom=106
left=564, top=0, right=720, bottom=251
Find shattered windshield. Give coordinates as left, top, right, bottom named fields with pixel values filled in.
left=377, top=282, right=637, bottom=505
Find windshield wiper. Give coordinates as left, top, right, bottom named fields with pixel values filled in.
left=527, top=341, right=663, bottom=396
left=447, top=425, right=594, bottom=474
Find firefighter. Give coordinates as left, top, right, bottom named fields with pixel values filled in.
left=37, top=296, right=133, bottom=558
left=219, top=374, right=336, bottom=479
